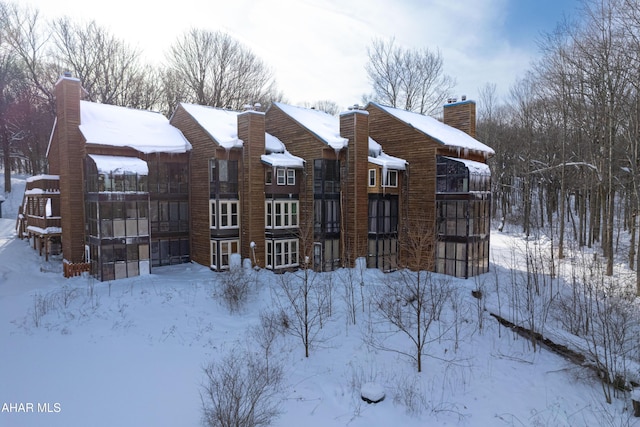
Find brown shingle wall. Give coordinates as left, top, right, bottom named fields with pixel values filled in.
left=265, top=105, right=332, bottom=257
left=366, top=104, right=439, bottom=270
left=238, top=111, right=265, bottom=267
left=170, top=105, right=218, bottom=267
left=340, top=111, right=369, bottom=267
left=443, top=100, right=476, bottom=139
left=55, top=78, right=86, bottom=263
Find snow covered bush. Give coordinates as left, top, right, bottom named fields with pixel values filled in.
left=218, top=263, right=254, bottom=313
left=200, top=349, right=283, bottom=427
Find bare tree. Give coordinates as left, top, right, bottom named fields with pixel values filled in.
left=166, top=29, right=280, bottom=110
left=364, top=37, right=455, bottom=116
left=0, top=2, right=56, bottom=109
left=273, top=264, right=331, bottom=358
left=0, top=24, right=20, bottom=192
left=201, top=349, right=283, bottom=427
left=369, top=269, right=452, bottom=373
left=51, top=17, right=158, bottom=109
left=0, top=1, right=56, bottom=187
left=367, top=221, right=453, bottom=373
left=298, top=100, right=341, bottom=115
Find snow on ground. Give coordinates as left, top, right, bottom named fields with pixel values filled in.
left=1, top=175, right=637, bottom=427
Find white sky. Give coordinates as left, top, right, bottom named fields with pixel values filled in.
left=21, top=0, right=577, bottom=110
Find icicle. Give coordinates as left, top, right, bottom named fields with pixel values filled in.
left=382, top=163, right=388, bottom=186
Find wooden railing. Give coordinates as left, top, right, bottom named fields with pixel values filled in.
left=26, top=215, right=62, bottom=231
left=63, top=262, right=91, bottom=278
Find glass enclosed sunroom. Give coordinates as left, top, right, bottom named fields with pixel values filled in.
left=84, top=154, right=151, bottom=280
left=435, top=156, right=491, bottom=278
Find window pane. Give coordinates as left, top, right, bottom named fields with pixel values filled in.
left=219, top=160, right=228, bottom=182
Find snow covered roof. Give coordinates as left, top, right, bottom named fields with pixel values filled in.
left=26, top=174, right=60, bottom=183
left=88, top=154, right=149, bottom=175
left=442, top=156, right=491, bottom=175
left=368, top=137, right=406, bottom=170
left=273, top=102, right=348, bottom=151
left=265, top=133, right=284, bottom=153
left=369, top=102, right=494, bottom=156
left=179, top=103, right=244, bottom=149
left=262, top=133, right=304, bottom=168
left=79, top=101, right=192, bottom=154
left=261, top=152, right=305, bottom=168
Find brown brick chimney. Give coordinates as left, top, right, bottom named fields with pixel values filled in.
left=238, top=110, right=266, bottom=267
left=443, top=98, right=476, bottom=139
left=54, top=75, right=86, bottom=264
left=340, top=108, right=369, bottom=267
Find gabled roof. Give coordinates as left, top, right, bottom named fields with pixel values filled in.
left=179, top=103, right=244, bottom=149
left=368, top=102, right=494, bottom=156
left=179, top=103, right=304, bottom=168
left=273, top=102, right=407, bottom=169
left=79, top=101, right=191, bottom=153
left=272, top=102, right=348, bottom=151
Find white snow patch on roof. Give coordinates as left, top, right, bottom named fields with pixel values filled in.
left=261, top=152, right=304, bottom=168
left=180, top=103, right=244, bottom=149
left=26, top=174, right=60, bottom=183
left=263, top=133, right=304, bottom=168
left=372, top=102, right=494, bottom=155
left=88, top=154, right=149, bottom=175
left=79, top=101, right=191, bottom=154
left=443, top=156, right=491, bottom=175
left=368, top=137, right=406, bottom=170
left=265, top=133, right=285, bottom=153
left=274, top=102, right=348, bottom=150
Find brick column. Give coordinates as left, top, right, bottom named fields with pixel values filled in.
left=340, top=109, right=369, bottom=267
left=54, top=76, right=86, bottom=263
left=443, top=99, right=476, bottom=138
left=238, top=110, right=266, bottom=267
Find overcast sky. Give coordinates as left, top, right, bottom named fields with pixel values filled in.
left=23, top=0, right=581, bottom=110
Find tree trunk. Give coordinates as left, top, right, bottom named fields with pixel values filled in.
left=2, top=131, right=11, bottom=193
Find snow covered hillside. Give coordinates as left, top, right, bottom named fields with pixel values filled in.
left=0, top=175, right=637, bottom=427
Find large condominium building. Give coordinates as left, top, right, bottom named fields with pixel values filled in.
left=19, top=76, right=493, bottom=280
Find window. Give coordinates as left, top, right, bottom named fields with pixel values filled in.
left=210, top=159, right=239, bottom=194
left=209, top=200, right=216, bottom=228
left=287, top=169, right=295, bottom=185
left=220, top=240, right=239, bottom=269
left=211, top=240, right=239, bottom=269
left=314, top=159, right=340, bottom=194
left=265, top=169, right=273, bottom=184
left=383, top=170, right=398, bottom=187
left=266, top=239, right=299, bottom=269
left=265, top=200, right=298, bottom=229
left=276, top=168, right=286, bottom=185
left=368, top=197, right=398, bottom=234
left=219, top=201, right=239, bottom=228
left=437, top=156, right=471, bottom=193
left=314, top=199, right=340, bottom=233
left=369, top=169, right=376, bottom=187
left=210, top=200, right=239, bottom=229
